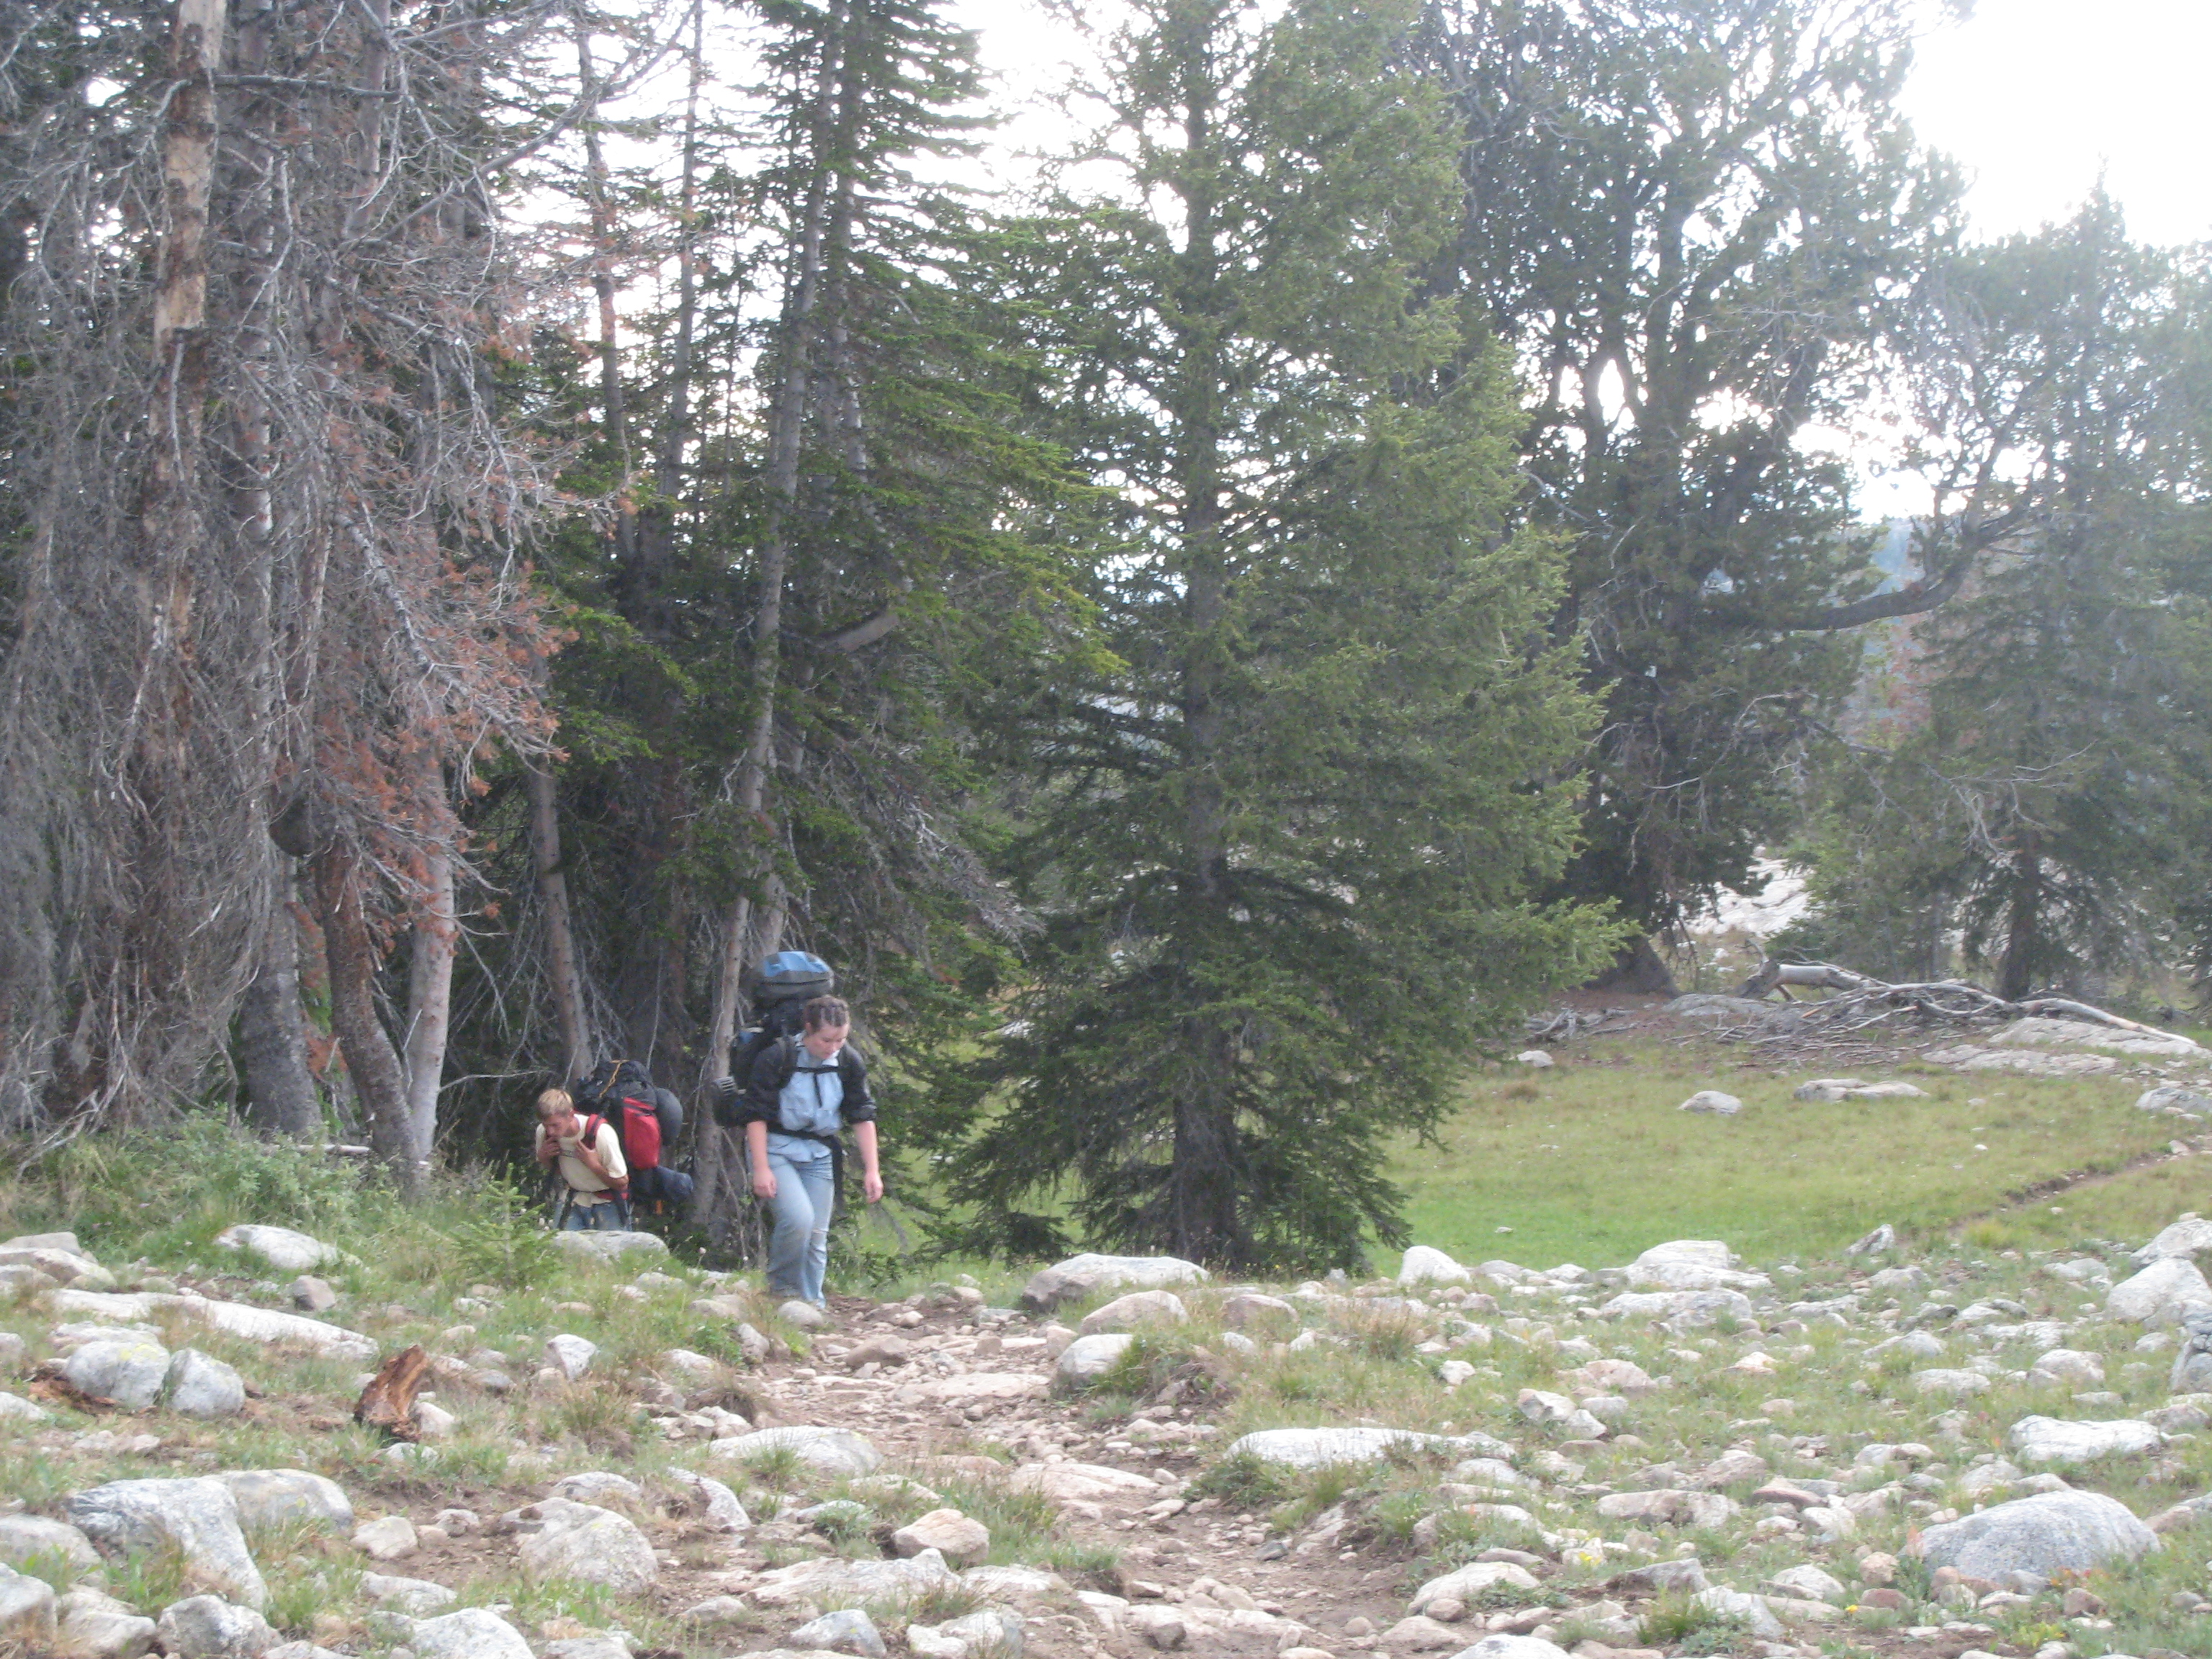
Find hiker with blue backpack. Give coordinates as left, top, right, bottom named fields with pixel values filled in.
left=716, top=958, right=883, bottom=1308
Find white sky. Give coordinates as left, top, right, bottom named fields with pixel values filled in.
left=950, top=0, right=2212, bottom=250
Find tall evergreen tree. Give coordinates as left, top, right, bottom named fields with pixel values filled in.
left=940, top=0, right=1616, bottom=1272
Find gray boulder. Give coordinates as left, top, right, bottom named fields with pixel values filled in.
left=2008, top=1415, right=2164, bottom=1464
left=216, top=1470, right=352, bottom=1533
left=1053, top=1334, right=1134, bottom=1389
left=1597, top=1287, right=1755, bottom=1324
left=940, top=1609, right=1022, bottom=1659
left=155, top=1596, right=278, bottom=1659
left=0, top=1564, right=57, bottom=1651
left=2108, top=1256, right=2212, bottom=1327
left=1398, top=1246, right=1473, bottom=1286
left=0, top=1390, right=50, bottom=1424
left=664, top=1468, right=750, bottom=1533
left=64, top=1339, right=172, bottom=1409
left=359, top=1575, right=459, bottom=1617
left=51, top=1587, right=158, bottom=1659
left=406, top=1609, right=537, bottom=1659
left=69, top=1478, right=267, bottom=1609
left=513, top=1498, right=657, bottom=1595
left=750, top=1547, right=961, bottom=1611
left=1226, top=1426, right=1512, bottom=1472
left=1434, top=1636, right=1568, bottom=1658
left=1017, top=1254, right=1208, bottom=1311
left=547, top=1230, right=668, bottom=1264
left=0, top=1514, right=102, bottom=1574
left=1676, top=1089, right=1743, bottom=1115
left=1917, top=1489, right=2157, bottom=1578
left=787, top=1609, right=888, bottom=1658
left=710, top=1426, right=881, bottom=1477
left=1077, top=1290, right=1187, bottom=1335
left=2137, top=1214, right=2212, bottom=1264
left=2138, top=1086, right=2212, bottom=1118
left=164, top=1350, right=246, bottom=1418
left=212, top=1226, right=338, bottom=1275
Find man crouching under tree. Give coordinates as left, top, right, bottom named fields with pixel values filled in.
left=534, top=1087, right=631, bottom=1230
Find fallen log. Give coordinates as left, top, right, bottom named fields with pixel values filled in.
left=1725, top=960, right=2182, bottom=1040
left=354, top=1342, right=428, bottom=1441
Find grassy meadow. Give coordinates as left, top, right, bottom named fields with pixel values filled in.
left=1382, top=1038, right=2201, bottom=1272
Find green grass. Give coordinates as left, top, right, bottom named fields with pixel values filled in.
left=1385, top=1043, right=2177, bottom=1269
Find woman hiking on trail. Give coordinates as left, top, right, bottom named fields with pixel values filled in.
left=734, top=994, right=883, bottom=1308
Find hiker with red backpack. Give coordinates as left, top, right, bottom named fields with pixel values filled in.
left=532, top=1087, right=631, bottom=1231
left=567, top=1058, right=696, bottom=1222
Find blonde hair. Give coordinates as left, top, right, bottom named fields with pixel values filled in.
left=535, top=1087, right=574, bottom=1120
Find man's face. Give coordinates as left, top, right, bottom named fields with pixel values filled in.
left=543, top=1105, right=580, bottom=1142
left=803, top=1022, right=849, bottom=1061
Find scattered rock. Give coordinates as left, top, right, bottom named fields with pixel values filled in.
left=787, top=1609, right=887, bottom=1658
left=1763, top=1565, right=1845, bottom=1603
left=547, top=1230, right=669, bottom=1264
left=1010, top=1462, right=1163, bottom=1503
left=513, top=1498, right=657, bottom=1595
left=2136, top=1214, right=2212, bottom=1264
left=778, top=1300, right=828, bottom=1330
left=1514, top=1050, right=1553, bottom=1069
left=1408, top=1561, right=1542, bottom=1614
left=1380, top=1617, right=1460, bottom=1650
left=164, top=1349, right=247, bottom=1418
left=2028, top=1349, right=2105, bottom=1388
left=712, top=1426, right=883, bottom=1477
left=0, top=1564, right=58, bottom=1652
left=1223, top=1426, right=1510, bottom=1470
left=351, top=1516, right=419, bottom=1562
left=665, top=1468, right=750, bottom=1532
left=891, top=1509, right=990, bottom=1568
left=1220, top=1293, right=1299, bottom=1331
left=2108, top=1257, right=2212, bottom=1327
left=1434, top=1635, right=1569, bottom=1658
left=1398, top=1246, right=1473, bottom=1287
left=70, top=1478, right=268, bottom=1609
left=0, top=1515, right=102, bottom=1575
left=50, top=1587, right=157, bottom=1659
left=551, top=1472, right=642, bottom=1506
left=2138, top=1086, right=2212, bottom=1119
left=1692, top=1588, right=1784, bottom=1642
left=156, top=1596, right=278, bottom=1659
left=217, top=1470, right=353, bottom=1533
left=1595, top=1489, right=1735, bottom=1529
left=210, top=1227, right=338, bottom=1274
left=289, top=1277, right=337, bottom=1313
left=64, top=1338, right=172, bottom=1409
left=405, top=1608, right=538, bottom=1659
left=359, top=1575, right=459, bottom=1617
left=1077, top=1290, right=1188, bottom=1335
left=1912, top=1368, right=1991, bottom=1398
left=1017, top=1254, right=1209, bottom=1312
left=542, top=1334, right=597, bottom=1380
left=1625, top=1239, right=1767, bottom=1292
left=1053, top=1333, right=1135, bottom=1388
left=0, top=1390, right=50, bottom=1424
left=1676, top=1089, right=1742, bottom=1115
left=1917, top=1489, right=2157, bottom=1577
left=750, top=1547, right=961, bottom=1610
left=2008, top=1415, right=2164, bottom=1464
left=1791, top=1077, right=1928, bottom=1101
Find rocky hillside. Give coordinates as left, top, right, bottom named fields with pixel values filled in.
left=7, top=1213, right=2212, bottom=1659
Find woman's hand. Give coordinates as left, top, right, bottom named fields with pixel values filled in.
left=862, top=1169, right=884, bottom=1204
left=752, top=1168, right=778, bottom=1201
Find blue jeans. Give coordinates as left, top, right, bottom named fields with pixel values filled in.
left=762, top=1136, right=836, bottom=1305
left=562, top=1194, right=631, bottom=1231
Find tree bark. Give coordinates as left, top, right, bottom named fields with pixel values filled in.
left=526, top=762, right=588, bottom=1082
left=401, top=783, right=456, bottom=1158
left=1997, top=845, right=2043, bottom=1002
left=238, top=870, right=321, bottom=1137
left=313, top=841, right=423, bottom=1189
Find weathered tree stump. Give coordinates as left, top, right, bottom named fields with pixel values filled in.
left=354, top=1343, right=428, bottom=1440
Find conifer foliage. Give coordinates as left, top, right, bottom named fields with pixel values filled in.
left=935, top=0, right=1617, bottom=1271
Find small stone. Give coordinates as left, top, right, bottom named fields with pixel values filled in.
left=1054, top=1333, right=1136, bottom=1388
left=51, top=1587, right=157, bottom=1659
left=787, top=1609, right=887, bottom=1658
left=357, top=1575, right=458, bottom=1617
left=65, top=1339, right=172, bottom=1409
left=154, top=1595, right=277, bottom=1659
left=513, top=1499, right=657, bottom=1596
left=352, top=1516, right=418, bottom=1562
left=0, top=1565, right=58, bottom=1652
left=1380, top=1616, right=1461, bottom=1650
left=411, top=1401, right=457, bottom=1440
left=0, top=1515, right=102, bottom=1575
left=778, top=1300, right=827, bottom=1329
left=405, top=1609, right=536, bottom=1659
left=1677, top=1089, right=1743, bottom=1115
left=679, top=1596, right=751, bottom=1624
left=1514, top=1050, right=1553, bottom=1068
left=542, top=1334, right=597, bottom=1380
left=289, top=1277, right=337, bottom=1313
left=213, top=1226, right=338, bottom=1274
left=1077, top=1290, right=1188, bottom=1335
left=891, top=1509, right=991, bottom=1568
left=163, top=1349, right=246, bottom=1418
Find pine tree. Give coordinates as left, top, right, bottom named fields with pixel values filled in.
left=940, top=0, right=1617, bottom=1272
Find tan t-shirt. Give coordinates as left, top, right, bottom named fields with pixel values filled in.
left=536, top=1119, right=628, bottom=1200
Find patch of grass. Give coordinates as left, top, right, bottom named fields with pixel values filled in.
left=1640, top=1589, right=1750, bottom=1653
left=736, top=1444, right=806, bottom=1491
left=1187, top=1450, right=1295, bottom=1509
left=1388, top=1050, right=2174, bottom=1267
left=106, top=1543, right=194, bottom=1614
left=1038, top=1539, right=1122, bottom=1590
left=1267, top=1462, right=1363, bottom=1534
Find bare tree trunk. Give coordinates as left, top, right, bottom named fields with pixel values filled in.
left=401, top=764, right=456, bottom=1157
left=314, top=841, right=423, bottom=1189
left=238, top=871, right=320, bottom=1137
left=1998, top=845, right=2043, bottom=1002
left=526, top=763, right=588, bottom=1082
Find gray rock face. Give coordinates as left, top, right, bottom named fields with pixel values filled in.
left=0, top=1514, right=102, bottom=1574
left=1917, top=1489, right=2157, bottom=1578
left=1017, top=1254, right=1209, bottom=1311
left=164, top=1349, right=247, bottom=1418
left=0, top=1564, right=58, bottom=1651
left=1224, top=1426, right=1511, bottom=1471
left=711, top=1426, right=882, bottom=1478
left=155, top=1596, right=278, bottom=1659
left=65, top=1338, right=172, bottom=1409
left=2008, top=1415, right=2164, bottom=1464
left=547, top=1230, right=668, bottom=1264
left=51, top=1587, right=158, bottom=1659
left=513, top=1498, right=657, bottom=1595
left=69, top=1478, right=268, bottom=1609
left=406, top=1608, right=538, bottom=1659
left=213, top=1226, right=338, bottom=1274
left=2108, top=1257, right=2212, bottom=1327
left=216, top=1470, right=352, bottom=1534
left=787, top=1609, right=888, bottom=1658
left=1053, top=1334, right=1135, bottom=1389
left=1077, top=1290, right=1187, bottom=1335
